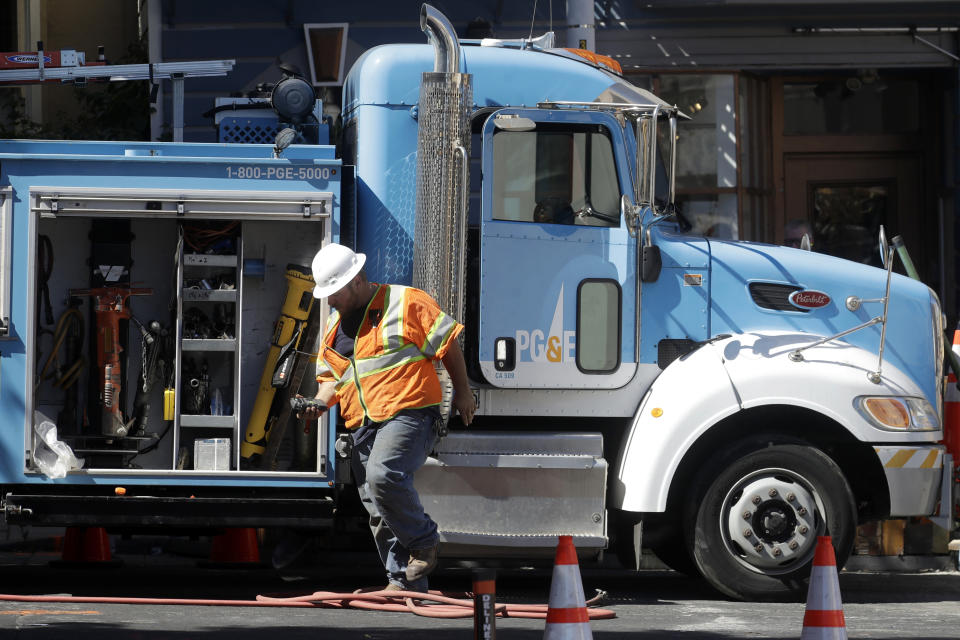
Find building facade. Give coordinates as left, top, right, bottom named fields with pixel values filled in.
left=604, top=1, right=959, bottom=323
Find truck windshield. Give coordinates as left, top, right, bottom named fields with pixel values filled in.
left=492, top=123, right=620, bottom=227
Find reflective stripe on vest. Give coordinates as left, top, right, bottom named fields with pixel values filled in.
left=380, top=285, right=457, bottom=357
left=315, top=310, right=340, bottom=379
left=423, top=310, right=458, bottom=358
left=380, top=285, right=406, bottom=351
left=333, top=343, right=426, bottom=394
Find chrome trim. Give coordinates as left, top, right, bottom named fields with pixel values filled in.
left=421, top=4, right=460, bottom=74
left=0, top=188, right=11, bottom=338
left=668, top=115, right=677, bottom=206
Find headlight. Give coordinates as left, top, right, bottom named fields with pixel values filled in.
left=857, top=396, right=940, bottom=431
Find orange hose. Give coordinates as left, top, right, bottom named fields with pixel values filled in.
left=0, top=588, right=618, bottom=619
left=0, top=593, right=309, bottom=608
left=256, top=587, right=618, bottom=619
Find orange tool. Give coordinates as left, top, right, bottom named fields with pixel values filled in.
left=70, top=286, right=152, bottom=438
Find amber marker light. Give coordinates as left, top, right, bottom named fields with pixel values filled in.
left=562, top=48, right=623, bottom=74
left=862, top=397, right=910, bottom=429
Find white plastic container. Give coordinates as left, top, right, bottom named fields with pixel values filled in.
left=194, top=438, right=231, bottom=470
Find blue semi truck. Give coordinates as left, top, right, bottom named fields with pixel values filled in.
left=0, top=6, right=947, bottom=599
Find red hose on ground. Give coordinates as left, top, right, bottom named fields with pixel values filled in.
left=259, top=588, right=616, bottom=619
left=0, top=588, right=617, bottom=619
left=0, top=593, right=311, bottom=608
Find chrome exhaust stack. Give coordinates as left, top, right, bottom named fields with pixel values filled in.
left=421, top=4, right=460, bottom=74
left=413, top=4, right=472, bottom=337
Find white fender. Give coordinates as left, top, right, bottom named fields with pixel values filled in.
left=610, top=339, right=740, bottom=512
left=721, top=331, right=931, bottom=442
left=611, top=331, right=936, bottom=513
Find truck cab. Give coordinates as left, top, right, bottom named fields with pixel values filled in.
left=343, top=18, right=945, bottom=599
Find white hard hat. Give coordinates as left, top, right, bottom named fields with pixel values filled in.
left=311, top=243, right=366, bottom=298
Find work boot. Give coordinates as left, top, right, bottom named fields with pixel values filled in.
left=405, top=544, right=438, bottom=582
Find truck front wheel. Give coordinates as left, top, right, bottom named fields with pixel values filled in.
left=685, top=443, right=856, bottom=600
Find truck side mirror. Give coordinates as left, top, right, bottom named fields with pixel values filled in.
left=641, top=227, right=661, bottom=283
left=641, top=244, right=662, bottom=283
left=624, top=194, right=661, bottom=282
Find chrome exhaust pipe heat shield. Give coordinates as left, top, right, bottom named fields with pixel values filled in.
left=414, top=4, right=472, bottom=331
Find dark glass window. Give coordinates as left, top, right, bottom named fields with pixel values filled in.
left=577, top=279, right=621, bottom=373
left=784, top=78, right=919, bottom=135
left=809, top=182, right=891, bottom=267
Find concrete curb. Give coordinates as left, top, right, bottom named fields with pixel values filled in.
left=844, top=554, right=957, bottom=573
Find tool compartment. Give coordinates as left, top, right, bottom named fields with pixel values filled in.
left=0, top=140, right=340, bottom=489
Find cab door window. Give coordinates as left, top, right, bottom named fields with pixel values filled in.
left=492, top=123, right=620, bottom=227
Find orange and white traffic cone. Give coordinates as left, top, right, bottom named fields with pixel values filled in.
left=544, top=535, right=592, bottom=640
left=61, top=526, right=112, bottom=563
left=800, top=536, right=847, bottom=640
left=209, top=528, right=260, bottom=564
left=52, top=526, right=121, bottom=567
left=943, top=323, right=960, bottom=468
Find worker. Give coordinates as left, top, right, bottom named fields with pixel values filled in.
left=302, top=242, right=476, bottom=592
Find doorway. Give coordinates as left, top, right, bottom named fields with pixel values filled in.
left=771, top=73, right=939, bottom=288
left=783, top=154, right=922, bottom=268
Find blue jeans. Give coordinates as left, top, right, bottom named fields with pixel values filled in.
left=351, top=407, right=440, bottom=590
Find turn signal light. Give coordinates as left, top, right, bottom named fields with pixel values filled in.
left=862, top=398, right=909, bottom=428
left=857, top=396, right=938, bottom=431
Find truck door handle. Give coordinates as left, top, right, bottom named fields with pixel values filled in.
left=494, top=337, right=515, bottom=371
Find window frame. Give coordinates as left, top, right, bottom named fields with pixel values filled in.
left=0, top=188, right=10, bottom=338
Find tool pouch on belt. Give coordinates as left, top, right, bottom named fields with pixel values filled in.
left=435, top=415, right=448, bottom=440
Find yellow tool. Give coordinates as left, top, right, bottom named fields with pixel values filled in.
left=240, top=264, right=315, bottom=462
left=163, top=388, right=176, bottom=421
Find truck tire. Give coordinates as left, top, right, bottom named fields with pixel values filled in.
left=685, top=443, right=856, bottom=601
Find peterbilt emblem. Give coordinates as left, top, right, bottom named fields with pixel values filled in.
left=789, top=290, right=831, bottom=309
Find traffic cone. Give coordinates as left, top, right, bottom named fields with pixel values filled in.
left=800, top=536, right=847, bottom=640
left=209, top=528, right=260, bottom=564
left=544, top=535, right=592, bottom=640
left=943, top=323, right=960, bottom=468
left=55, top=526, right=119, bottom=566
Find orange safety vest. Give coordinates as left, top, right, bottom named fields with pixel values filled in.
left=316, top=283, right=462, bottom=428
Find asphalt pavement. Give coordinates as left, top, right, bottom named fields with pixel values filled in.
left=0, top=531, right=957, bottom=639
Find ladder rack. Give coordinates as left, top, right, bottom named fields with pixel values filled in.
left=0, top=59, right=236, bottom=142
left=0, top=59, right=235, bottom=83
